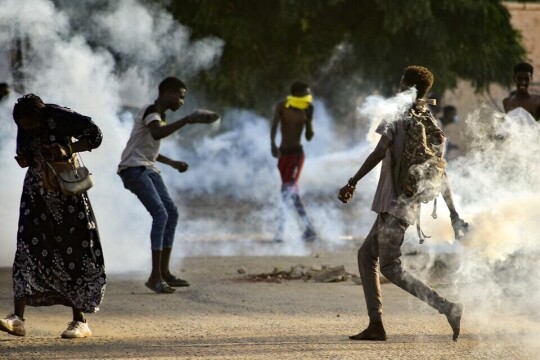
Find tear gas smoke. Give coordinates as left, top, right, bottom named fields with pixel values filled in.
left=1, top=5, right=540, bottom=344
left=399, top=106, right=540, bottom=344
left=0, top=0, right=224, bottom=271
left=0, top=0, right=376, bottom=272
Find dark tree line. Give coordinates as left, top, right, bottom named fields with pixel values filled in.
left=161, top=0, right=526, bottom=118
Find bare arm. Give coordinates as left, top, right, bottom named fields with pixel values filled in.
left=441, top=172, right=469, bottom=239
left=157, top=153, right=188, bottom=173
left=148, top=117, right=192, bottom=140
left=338, top=136, right=391, bottom=203
left=349, top=136, right=391, bottom=185
left=270, top=104, right=281, bottom=157
left=441, top=172, right=458, bottom=217
left=305, top=105, right=314, bottom=141
left=150, top=110, right=220, bottom=140
left=305, top=118, right=314, bottom=141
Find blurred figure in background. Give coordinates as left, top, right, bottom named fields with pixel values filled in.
left=0, top=83, right=9, bottom=102
left=439, top=105, right=460, bottom=160
left=270, top=81, right=318, bottom=243
left=428, top=93, right=442, bottom=119
left=503, top=62, right=540, bottom=121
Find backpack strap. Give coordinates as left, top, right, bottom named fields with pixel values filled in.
left=416, top=205, right=432, bottom=244
left=431, top=198, right=438, bottom=219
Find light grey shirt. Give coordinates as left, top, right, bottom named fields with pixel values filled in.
left=371, top=119, right=419, bottom=225
left=118, top=105, right=163, bottom=173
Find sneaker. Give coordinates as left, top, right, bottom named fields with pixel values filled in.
left=0, top=313, right=26, bottom=337
left=61, top=321, right=92, bottom=339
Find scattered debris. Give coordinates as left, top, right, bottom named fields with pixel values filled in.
left=240, top=264, right=362, bottom=284
left=237, top=267, right=247, bottom=274
left=313, top=265, right=348, bottom=283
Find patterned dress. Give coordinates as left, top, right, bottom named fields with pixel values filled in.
left=13, top=104, right=106, bottom=313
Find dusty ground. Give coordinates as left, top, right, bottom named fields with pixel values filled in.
left=1, top=243, right=540, bottom=360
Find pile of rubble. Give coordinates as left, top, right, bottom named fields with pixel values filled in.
left=238, top=264, right=363, bottom=284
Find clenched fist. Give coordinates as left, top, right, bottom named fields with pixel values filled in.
left=338, top=184, right=356, bottom=203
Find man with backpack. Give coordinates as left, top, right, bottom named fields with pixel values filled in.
left=338, top=66, right=468, bottom=342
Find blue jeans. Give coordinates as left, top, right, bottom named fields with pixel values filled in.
left=119, top=167, right=179, bottom=250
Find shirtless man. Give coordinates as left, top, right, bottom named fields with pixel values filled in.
left=270, top=82, right=317, bottom=243
left=503, top=62, right=540, bottom=121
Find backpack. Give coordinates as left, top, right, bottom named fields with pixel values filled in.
left=393, top=106, right=446, bottom=204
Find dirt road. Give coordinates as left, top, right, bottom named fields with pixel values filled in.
left=1, top=248, right=539, bottom=359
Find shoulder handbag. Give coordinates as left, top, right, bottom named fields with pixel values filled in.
left=42, top=153, right=94, bottom=195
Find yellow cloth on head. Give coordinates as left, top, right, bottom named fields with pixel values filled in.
left=285, top=95, right=313, bottom=110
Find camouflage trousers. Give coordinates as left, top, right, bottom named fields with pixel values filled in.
left=357, top=212, right=453, bottom=323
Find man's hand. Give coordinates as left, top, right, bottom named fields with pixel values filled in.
left=43, top=143, right=70, bottom=161
left=306, top=129, right=314, bottom=141
left=338, top=184, right=356, bottom=203
left=171, top=161, right=189, bottom=173
left=450, top=214, right=469, bottom=240
left=188, top=110, right=220, bottom=124
left=271, top=144, right=280, bottom=158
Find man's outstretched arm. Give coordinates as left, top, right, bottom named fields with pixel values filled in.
left=338, top=136, right=391, bottom=203
left=149, top=110, right=219, bottom=140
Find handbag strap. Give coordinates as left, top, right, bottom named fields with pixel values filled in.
left=39, top=145, right=85, bottom=177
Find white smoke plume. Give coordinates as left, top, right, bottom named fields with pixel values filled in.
left=0, top=0, right=224, bottom=271
left=397, top=106, right=540, bottom=345
left=1, top=0, right=377, bottom=271
left=1, top=6, right=539, bottom=347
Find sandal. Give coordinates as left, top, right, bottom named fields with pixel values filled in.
left=145, top=280, right=175, bottom=294
left=163, top=274, right=190, bottom=287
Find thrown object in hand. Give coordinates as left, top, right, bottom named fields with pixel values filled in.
left=191, top=110, right=220, bottom=124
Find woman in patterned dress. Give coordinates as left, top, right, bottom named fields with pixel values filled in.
left=0, top=94, right=106, bottom=339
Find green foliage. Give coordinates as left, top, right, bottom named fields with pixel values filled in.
left=163, top=0, right=525, bottom=118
